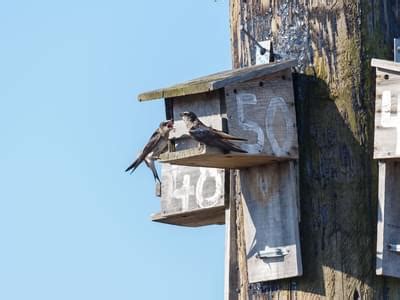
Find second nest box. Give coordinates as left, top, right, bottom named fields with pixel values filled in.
left=139, top=60, right=298, bottom=169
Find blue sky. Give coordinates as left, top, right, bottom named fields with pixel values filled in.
left=0, top=1, right=230, bottom=299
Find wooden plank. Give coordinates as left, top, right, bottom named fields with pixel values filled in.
left=376, top=161, right=400, bottom=278
left=240, top=162, right=302, bottom=283
left=373, top=67, right=400, bottom=159
left=151, top=205, right=225, bottom=227
left=224, top=170, right=239, bottom=300
left=225, top=70, right=299, bottom=158
left=169, top=91, right=223, bottom=150
left=138, top=60, right=296, bottom=101
left=372, top=58, right=400, bottom=73
left=153, top=163, right=226, bottom=227
left=159, top=144, right=293, bottom=169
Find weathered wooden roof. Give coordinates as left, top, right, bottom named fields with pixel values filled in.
left=371, top=58, right=400, bottom=73
left=138, top=59, right=297, bottom=101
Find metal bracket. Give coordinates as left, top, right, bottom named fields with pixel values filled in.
left=256, top=40, right=272, bottom=65
left=395, top=38, right=400, bottom=63
left=240, top=26, right=272, bottom=65
left=388, top=244, right=400, bottom=253
left=256, top=247, right=289, bottom=259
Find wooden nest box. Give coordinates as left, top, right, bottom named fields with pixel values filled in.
left=372, top=59, right=400, bottom=160
left=138, top=60, right=298, bottom=169
left=371, top=58, right=400, bottom=278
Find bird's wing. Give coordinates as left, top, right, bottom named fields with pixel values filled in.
left=204, top=126, right=247, bottom=141
left=141, top=130, right=164, bottom=157
left=190, top=127, right=247, bottom=153
left=210, top=136, right=248, bottom=153
left=125, top=130, right=162, bottom=173
left=195, top=117, right=246, bottom=141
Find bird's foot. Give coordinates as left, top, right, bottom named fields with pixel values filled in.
left=155, top=180, right=162, bottom=197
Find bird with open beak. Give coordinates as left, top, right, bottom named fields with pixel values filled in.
left=179, top=111, right=247, bottom=153
left=125, top=120, right=174, bottom=183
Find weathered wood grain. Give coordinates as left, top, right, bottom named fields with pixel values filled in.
left=240, top=162, right=302, bottom=283
left=168, top=91, right=223, bottom=147
left=376, top=161, right=400, bottom=278
left=230, top=0, right=400, bottom=298
left=225, top=69, right=298, bottom=157
left=138, top=60, right=296, bottom=101
left=224, top=170, right=239, bottom=300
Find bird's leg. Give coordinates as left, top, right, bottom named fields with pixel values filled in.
left=168, top=138, right=176, bottom=153
left=144, top=156, right=161, bottom=184
left=155, top=180, right=162, bottom=197
left=197, top=142, right=205, bottom=151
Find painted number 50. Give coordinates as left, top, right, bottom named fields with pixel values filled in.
left=236, top=93, right=294, bottom=156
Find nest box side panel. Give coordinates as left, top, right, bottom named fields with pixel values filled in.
left=374, top=68, right=400, bottom=159
left=169, top=91, right=223, bottom=151
left=240, top=162, right=302, bottom=283
left=224, top=70, right=298, bottom=159
left=156, top=92, right=226, bottom=226
left=154, top=163, right=226, bottom=226
left=376, top=161, right=400, bottom=278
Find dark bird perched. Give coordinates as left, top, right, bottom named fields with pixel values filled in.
left=179, top=111, right=247, bottom=154
left=125, top=120, right=174, bottom=182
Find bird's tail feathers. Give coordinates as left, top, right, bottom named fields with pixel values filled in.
left=125, top=158, right=142, bottom=173
left=125, top=151, right=144, bottom=173
left=217, top=131, right=247, bottom=141
left=227, top=143, right=248, bottom=153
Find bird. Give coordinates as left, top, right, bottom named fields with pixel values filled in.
left=179, top=111, right=247, bottom=153
left=125, top=120, right=174, bottom=183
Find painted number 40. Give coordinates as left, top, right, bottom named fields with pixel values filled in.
left=167, top=168, right=223, bottom=210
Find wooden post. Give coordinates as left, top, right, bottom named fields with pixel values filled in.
left=229, top=0, right=400, bottom=299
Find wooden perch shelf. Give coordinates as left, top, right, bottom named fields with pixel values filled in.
left=151, top=206, right=225, bottom=227
left=159, top=145, right=296, bottom=169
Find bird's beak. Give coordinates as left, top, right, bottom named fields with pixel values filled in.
left=179, top=112, right=185, bottom=117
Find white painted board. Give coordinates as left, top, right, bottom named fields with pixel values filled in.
left=158, top=163, right=225, bottom=220
left=376, top=161, right=400, bottom=278
left=240, top=162, right=302, bottom=283
left=373, top=65, right=400, bottom=159
left=225, top=71, right=298, bottom=159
